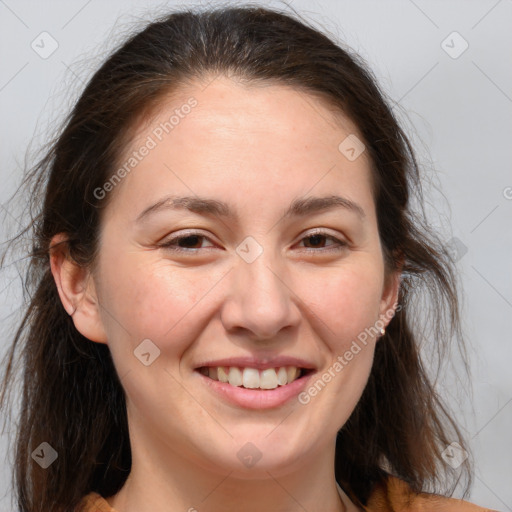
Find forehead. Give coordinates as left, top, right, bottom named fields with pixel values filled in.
left=129, top=74, right=366, bottom=160
left=109, top=75, right=375, bottom=220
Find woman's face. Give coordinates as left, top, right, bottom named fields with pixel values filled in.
left=80, top=76, right=398, bottom=478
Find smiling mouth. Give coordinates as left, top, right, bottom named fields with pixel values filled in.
left=197, top=366, right=313, bottom=390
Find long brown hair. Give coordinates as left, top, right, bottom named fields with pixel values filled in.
left=0, top=4, right=472, bottom=511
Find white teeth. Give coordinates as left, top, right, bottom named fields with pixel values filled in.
left=217, top=366, right=229, bottom=383
left=242, top=368, right=260, bottom=389
left=228, top=367, right=243, bottom=387
left=277, top=367, right=288, bottom=386
left=260, top=369, right=279, bottom=389
left=202, top=365, right=305, bottom=389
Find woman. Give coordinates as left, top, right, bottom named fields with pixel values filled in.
left=0, top=4, right=497, bottom=512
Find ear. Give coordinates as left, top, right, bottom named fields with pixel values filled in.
left=49, top=233, right=108, bottom=344
left=378, top=267, right=402, bottom=330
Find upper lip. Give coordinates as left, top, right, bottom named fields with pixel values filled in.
left=194, top=356, right=317, bottom=371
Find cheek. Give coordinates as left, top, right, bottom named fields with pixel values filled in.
left=97, top=255, right=222, bottom=351
left=297, top=263, right=384, bottom=346
left=296, top=267, right=382, bottom=419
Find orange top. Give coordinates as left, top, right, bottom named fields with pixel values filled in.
left=361, top=476, right=497, bottom=511
left=77, top=475, right=497, bottom=512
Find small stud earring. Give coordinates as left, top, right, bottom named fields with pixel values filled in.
left=380, top=328, right=386, bottom=336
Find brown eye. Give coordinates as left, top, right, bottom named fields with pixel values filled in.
left=303, top=234, right=329, bottom=248
left=174, top=235, right=204, bottom=249
left=159, top=232, right=216, bottom=252
left=298, top=231, right=347, bottom=252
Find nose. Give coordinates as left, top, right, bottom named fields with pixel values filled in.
left=220, top=250, right=302, bottom=341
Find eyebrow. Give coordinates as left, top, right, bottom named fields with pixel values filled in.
left=136, top=194, right=366, bottom=223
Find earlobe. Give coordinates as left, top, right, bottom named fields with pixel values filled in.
left=49, top=233, right=108, bottom=344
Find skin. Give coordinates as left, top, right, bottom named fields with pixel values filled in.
left=51, top=75, right=400, bottom=512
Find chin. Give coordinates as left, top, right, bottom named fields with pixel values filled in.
left=196, top=434, right=311, bottom=480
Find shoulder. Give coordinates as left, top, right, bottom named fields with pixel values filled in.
left=76, top=492, right=117, bottom=512
left=364, top=475, right=499, bottom=512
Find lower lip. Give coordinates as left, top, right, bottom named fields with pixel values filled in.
left=196, top=371, right=314, bottom=410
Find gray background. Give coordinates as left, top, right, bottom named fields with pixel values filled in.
left=0, top=0, right=511, bottom=510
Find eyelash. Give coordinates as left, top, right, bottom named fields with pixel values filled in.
left=158, top=230, right=348, bottom=254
